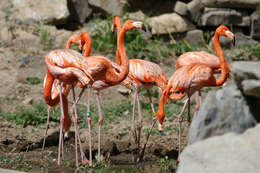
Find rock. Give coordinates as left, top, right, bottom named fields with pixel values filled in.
left=187, top=0, right=204, bottom=23
left=234, top=32, right=257, bottom=47
left=88, top=0, right=127, bottom=16
left=67, top=0, right=92, bottom=24
left=23, top=97, right=33, bottom=104
left=201, top=0, right=260, bottom=9
left=237, top=16, right=250, bottom=27
left=128, top=10, right=146, bottom=21
left=0, top=168, right=26, bottom=173
left=251, top=10, right=260, bottom=40
left=188, top=85, right=257, bottom=145
left=117, top=86, right=131, bottom=96
left=12, top=0, right=69, bottom=25
left=183, top=29, right=204, bottom=46
left=174, top=1, right=188, bottom=16
left=242, top=80, right=260, bottom=98
left=177, top=124, right=260, bottom=173
left=232, top=61, right=260, bottom=89
left=198, top=8, right=242, bottom=26
left=19, top=57, right=30, bottom=68
left=147, top=13, right=195, bottom=35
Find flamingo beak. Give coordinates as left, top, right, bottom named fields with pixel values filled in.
left=224, top=30, right=235, bottom=46
left=132, top=21, right=143, bottom=29
left=233, top=36, right=236, bottom=46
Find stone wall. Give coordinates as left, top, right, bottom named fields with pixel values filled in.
left=1, top=0, right=259, bottom=41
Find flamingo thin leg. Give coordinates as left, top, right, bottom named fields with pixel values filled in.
left=72, top=87, right=88, bottom=165
left=146, top=89, right=155, bottom=113
left=42, top=106, right=51, bottom=150
left=136, top=90, right=143, bottom=152
left=95, top=92, right=103, bottom=162
left=194, top=91, right=201, bottom=118
left=131, top=89, right=137, bottom=143
left=86, top=88, right=93, bottom=166
left=58, top=83, right=65, bottom=165
left=178, top=98, right=189, bottom=161
left=139, top=117, right=157, bottom=161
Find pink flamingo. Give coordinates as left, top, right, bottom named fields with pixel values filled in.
left=112, top=16, right=168, bottom=159
left=44, top=20, right=143, bottom=166
left=156, top=25, right=235, bottom=159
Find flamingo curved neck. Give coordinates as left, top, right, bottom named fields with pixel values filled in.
left=157, top=93, right=166, bottom=125
left=106, top=24, right=129, bottom=84
left=83, top=34, right=92, bottom=57
left=213, top=32, right=227, bottom=86
left=114, top=18, right=122, bottom=65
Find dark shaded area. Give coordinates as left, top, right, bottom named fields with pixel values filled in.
left=244, top=96, right=260, bottom=123
left=56, top=0, right=82, bottom=30
left=126, top=0, right=174, bottom=16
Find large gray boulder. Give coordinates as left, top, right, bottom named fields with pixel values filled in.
left=187, top=0, right=204, bottom=23
left=242, top=80, right=260, bottom=99
left=198, top=8, right=243, bottom=26
left=183, top=29, right=204, bottom=46
left=88, top=0, right=127, bottom=16
left=232, top=61, right=260, bottom=87
left=68, top=0, right=92, bottom=24
left=177, top=124, right=260, bottom=173
left=147, top=13, right=195, bottom=35
left=11, top=0, right=69, bottom=24
left=174, top=1, right=188, bottom=16
left=201, top=0, right=260, bottom=9
left=188, top=85, right=257, bottom=145
left=232, top=61, right=260, bottom=98
left=251, top=10, right=260, bottom=40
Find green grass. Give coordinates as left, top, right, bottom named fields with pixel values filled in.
left=232, top=43, right=260, bottom=61
left=89, top=16, right=198, bottom=62
left=0, top=103, right=59, bottom=127
left=26, top=77, right=42, bottom=85
left=37, top=22, right=55, bottom=48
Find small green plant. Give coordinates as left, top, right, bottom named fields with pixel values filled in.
left=143, top=127, right=160, bottom=135
left=171, top=41, right=197, bottom=57
left=38, top=22, right=55, bottom=48
left=158, top=156, right=170, bottom=172
left=232, top=43, right=260, bottom=60
left=0, top=154, right=24, bottom=164
left=26, top=77, right=42, bottom=85
left=0, top=103, right=59, bottom=127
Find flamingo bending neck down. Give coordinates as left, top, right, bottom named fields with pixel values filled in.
left=175, top=37, right=232, bottom=124
left=156, top=25, right=235, bottom=159
left=66, top=20, right=144, bottom=163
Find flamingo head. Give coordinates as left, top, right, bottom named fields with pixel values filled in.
left=123, top=20, right=144, bottom=31
left=112, top=16, right=121, bottom=33
left=217, top=25, right=236, bottom=46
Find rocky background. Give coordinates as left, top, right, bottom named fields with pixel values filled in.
left=0, top=0, right=260, bottom=172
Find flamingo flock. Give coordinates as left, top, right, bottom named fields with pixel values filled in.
left=42, top=16, right=235, bottom=166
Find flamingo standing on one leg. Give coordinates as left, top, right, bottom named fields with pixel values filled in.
left=156, top=25, right=235, bottom=159
left=45, top=20, right=143, bottom=165
left=66, top=31, right=132, bottom=164
left=112, top=16, right=168, bottom=159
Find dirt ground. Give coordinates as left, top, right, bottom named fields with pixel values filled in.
left=0, top=110, right=189, bottom=172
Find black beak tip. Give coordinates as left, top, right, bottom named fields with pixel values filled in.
left=233, top=36, right=236, bottom=46
left=79, top=49, right=83, bottom=54
left=141, top=24, right=146, bottom=32
left=159, top=130, right=164, bottom=135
